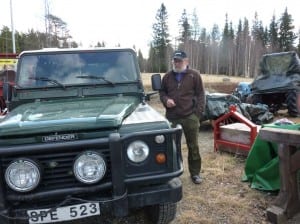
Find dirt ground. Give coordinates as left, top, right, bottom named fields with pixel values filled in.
left=109, top=78, right=300, bottom=224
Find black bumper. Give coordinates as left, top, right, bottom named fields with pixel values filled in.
left=0, top=177, right=182, bottom=224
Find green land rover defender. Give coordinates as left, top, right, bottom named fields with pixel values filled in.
left=0, top=48, right=183, bottom=224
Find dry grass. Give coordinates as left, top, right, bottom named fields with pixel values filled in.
left=173, top=138, right=274, bottom=224
left=141, top=73, right=253, bottom=85
left=141, top=73, right=253, bottom=94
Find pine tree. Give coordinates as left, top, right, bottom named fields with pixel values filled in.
left=219, top=14, right=231, bottom=75
left=211, top=24, right=220, bottom=74
left=278, top=7, right=297, bottom=51
left=297, top=30, right=300, bottom=55
left=199, top=28, right=207, bottom=72
left=137, top=49, right=146, bottom=72
left=189, top=9, right=201, bottom=70
left=151, top=3, right=170, bottom=73
left=252, top=12, right=265, bottom=46
left=250, top=12, right=266, bottom=77
left=191, top=9, right=200, bottom=41
left=236, top=19, right=243, bottom=75
left=45, top=14, right=70, bottom=47
left=268, top=15, right=279, bottom=52
left=263, top=27, right=269, bottom=48
left=0, top=26, right=13, bottom=53
left=242, top=18, right=251, bottom=77
left=178, top=9, right=192, bottom=45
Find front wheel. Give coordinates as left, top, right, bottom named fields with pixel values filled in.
left=145, top=203, right=177, bottom=224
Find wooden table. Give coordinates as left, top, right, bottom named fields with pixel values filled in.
left=259, top=127, right=300, bottom=224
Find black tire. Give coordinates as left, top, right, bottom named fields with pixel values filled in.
left=286, top=90, right=299, bottom=117
left=145, top=203, right=177, bottom=224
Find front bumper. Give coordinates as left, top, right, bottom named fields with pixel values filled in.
left=0, top=177, right=182, bottom=224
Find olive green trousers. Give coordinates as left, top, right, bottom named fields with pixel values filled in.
left=170, top=113, right=201, bottom=176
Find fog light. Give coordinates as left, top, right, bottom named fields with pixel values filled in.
left=155, top=135, right=165, bottom=144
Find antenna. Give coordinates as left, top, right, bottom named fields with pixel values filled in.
left=9, top=0, right=16, bottom=53
left=45, top=0, right=50, bottom=47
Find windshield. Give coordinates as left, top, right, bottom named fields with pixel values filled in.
left=17, top=51, right=139, bottom=87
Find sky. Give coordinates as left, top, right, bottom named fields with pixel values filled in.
left=1, top=0, right=300, bottom=56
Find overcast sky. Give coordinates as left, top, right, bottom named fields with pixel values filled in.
left=1, top=0, right=300, bottom=55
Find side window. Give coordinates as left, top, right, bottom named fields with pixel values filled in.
left=18, top=56, right=38, bottom=87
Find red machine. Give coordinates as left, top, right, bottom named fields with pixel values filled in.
left=0, top=53, right=18, bottom=115
left=213, top=105, right=259, bottom=155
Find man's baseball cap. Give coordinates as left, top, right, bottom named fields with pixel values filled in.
left=173, top=50, right=187, bottom=60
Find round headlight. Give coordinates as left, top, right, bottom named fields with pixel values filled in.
left=127, top=140, right=149, bottom=163
left=5, top=159, right=40, bottom=192
left=73, top=151, right=106, bottom=184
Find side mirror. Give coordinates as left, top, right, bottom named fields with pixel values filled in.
left=151, top=73, right=162, bottom=91
left=3, top=82, right=12, bottom=102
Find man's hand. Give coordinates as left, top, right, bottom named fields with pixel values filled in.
left=166, top=98, right=176, bottom=108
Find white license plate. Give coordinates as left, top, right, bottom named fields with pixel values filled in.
left=27, top=202, right=100, bottom=224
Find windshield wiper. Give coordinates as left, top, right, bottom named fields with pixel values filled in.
left=29, top=76, right=66, bottom=89
left=76, top=75, right=115, bottom=86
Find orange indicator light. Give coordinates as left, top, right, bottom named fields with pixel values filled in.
left=156, top=153, right=166, bottom=164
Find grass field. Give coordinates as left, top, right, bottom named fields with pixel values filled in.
left=141, top=73, right=253, bottom=84
left=141, top=73, right=253, bottom=94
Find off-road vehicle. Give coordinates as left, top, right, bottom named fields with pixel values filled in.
left=0, top=48, right=183, bottom=224
left=249, top=51, right=300, bottom=116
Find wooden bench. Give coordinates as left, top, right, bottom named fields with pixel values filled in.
left=259, top=127, right=300, bottom=223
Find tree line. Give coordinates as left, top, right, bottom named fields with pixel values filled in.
left=146, top=4, right=299, bottom=77
left=0, top=14, right=78, bottom=53
left=1, top=4, right=299, bottom=77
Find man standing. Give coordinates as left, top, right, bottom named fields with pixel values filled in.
left=159, top=50, right=206, bottom=184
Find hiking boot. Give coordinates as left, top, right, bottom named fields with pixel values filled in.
left=191, top=175, right=202, bottom=184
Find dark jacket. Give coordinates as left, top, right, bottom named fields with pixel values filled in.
left=159, top=68, right=206, bottom=120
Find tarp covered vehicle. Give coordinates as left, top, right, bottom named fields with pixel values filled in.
left=202, top=92, right=273, bottom=124
left=249, top=51, right=300, bottom=116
